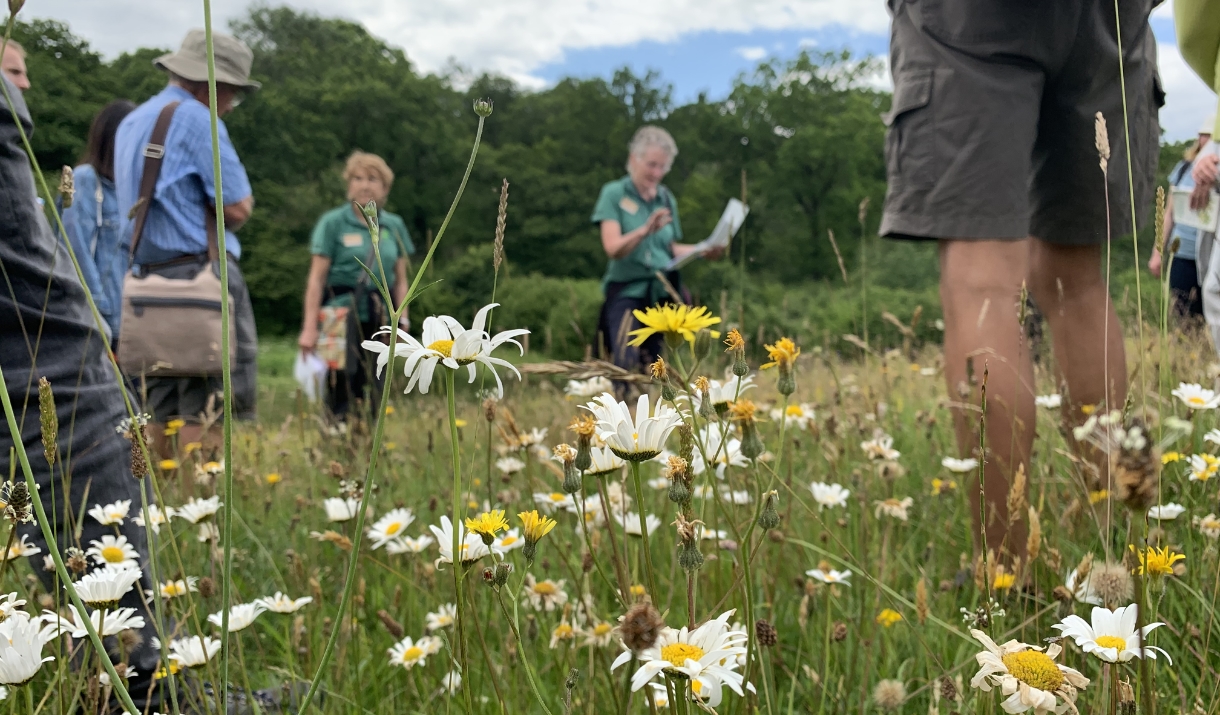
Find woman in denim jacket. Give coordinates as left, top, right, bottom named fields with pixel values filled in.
left=61, top=100, right=135, bottom=343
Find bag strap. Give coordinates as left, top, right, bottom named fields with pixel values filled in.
left=128, top=101, right=180, bottom=262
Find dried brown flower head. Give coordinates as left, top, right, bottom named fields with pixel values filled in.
left=619, top=602, right=664, bottom=654
left=1092, top=561, right=1135, bottom=607
left=755, top=619, right=778, bottom=647
left=872, top=679, right=906, bottom=711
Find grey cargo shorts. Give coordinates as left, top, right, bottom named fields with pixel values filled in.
left=880, top=0, right=1163, bottom=245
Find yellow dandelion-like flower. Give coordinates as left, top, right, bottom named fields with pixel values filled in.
left=627, top=304, right=721, bottom=347
left=761, top=337, right=800, bottom=370
left=518, top=510, right=557, bottom=545
left=569, top=414, right=598, bottom=437
left=1130, top=545, right=1184, bottom=576
left=693, top=376, right=710, bottom=392
left=723, top=328, right=745, bottom=352
left=629, top=584, right=646, bottom=598
left=1161, top=451, right=1182, bottom=465
left=166, top=418, right=186, bottom=431
left=265, top=473, right=282, bottom=485
left=384, top=405, right=395, bottom=415
left=1088, top=489, right=1110, bottom=505
left=930, top=478, right=957, bottom=496
left=465, top=510, right=509, bottom=540
left=992, top=571, right=1016, bottom=591
left=728, top=399, right=759, bottom=422
left=455, top=419, right=468, bottom=428
left=183, top=441, right=202, bottom=454
left=649, top=357, right=668, bottom=379
left=876, top=608, right=903, bottom=627
left=159, top=459, right=179, bottom=471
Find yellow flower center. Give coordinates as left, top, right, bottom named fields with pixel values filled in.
left=383, top=522, right=402, bottom=536
left=661, top=643, right=706, bottom=667
left=554, top=624, right=574, bottom=638
left=550, top=493, right=565, bottom=502
left=1094, top=635, right=1126, bottom=650
left=1189, top=395, right=1207, bottom=406
left=266, top=473, right=281, bottom=484
left=427, top=339, right=454, bottom=357
left=594, top=623, right=612, bottom=636
left=500, top=535, right=518, bottom=546
left=785, top=405, right=804, bottom=417
left=533, top=581, right=557, bottom=596
left=164, top=582, right=186, bottom=597
left=402, top=646, right=423, bottom=663
left=101, top=546, right=126, bottom=563
left=630, top=584, right=646, bottom=597
left=1000, top=651, right=1064, bottom=692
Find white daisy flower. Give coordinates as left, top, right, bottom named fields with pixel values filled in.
left=691, top=374, right=756, bottom=412
left=257, top=592, right=313, bottom=614
left=874, top=497, right=914, bottom=521
left=618, top=512, right=662, bottom=537
left=496, top=457, right=526, bottom=475
left=941, top=457, right=979, bottom=473
left=0, top=594, right=27, bottom=621
left=533, top=491, right=574, bottom=514
left=87, top=500, right=132, bottom=526
left=72, top=567, right=142, bottom=607
left=1052, top=604, right=1170, bottom=664
left=388, top=635, right=434, bottom=669
left=494, top=528, right=526, bottom=552
left=0, top=612, right=53, bottom=684
left=43, top=605, right=145, bottom=639
left=565, top=377, right=614, bottom=399
left=429, top=515, right=501, bottom=569
left=611, top=609, right=748, bottom=708
left=196, top=522, right=220, bottom=543
left=691, top=425, right=749, bottom=478
left=1034, top=394, right=1062, bottom=409
left=769, top=402, right=814, bottom=430
left=85, top=535, right=139, bottom=570
left=425, top=604, right=456, bottom=632
left=322, top=497, right=362, bottom=523
left=584, top=393, right=683, bottom=462
left=385, top=535, right=434, bottom=554
left=581, top=621, right=616, bottom=648
left=1195, top=513, right=1220, bottom=539
left=168, top=635, right=221, bottom=668
left=692, top=485, right=717, bottom=500
left=721, top=490, right=752, bottom=505
left=1205, top=428, right=1220, bottom=445
left=518, top=427, right=549, bottom=448
left=441, top=670, right=462, bottom=694
left=1147, top=503, right=1185, bottom=521
left=809, top=482, right=850, bottom=510
left=521, top=574, right=568, bottom=612
left=968, top=629, right=1089, bottom=714
left=1172, top=382, right=1220, bottom=410
left=160, top=578, right=198, bottom=599
left=860, top=433, right=900, bottom=461
left=550, top=621, right=577, bottom=649
left=2, top=535, right=41, bottom=561
left=175, top=496, right=222, bottom=524
left=366, top=508, right=415, bottom=548
left=586, top=446, right=626, bottom=476
left=806, top=567, right=852, bottom=586
left=363, top=303, right=528, bottom=398
left=207, top=602, right=267, bottom=632
left=1188, top=453, right=1219, bottom=482
left=132, top=504, right=173, bottom=533
left=647, top=477, right=670, bottom=490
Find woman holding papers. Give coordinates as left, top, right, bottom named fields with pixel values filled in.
left=1151, top=117, right=1212, bottom=320
left=592, top=125, right=723, bottom=374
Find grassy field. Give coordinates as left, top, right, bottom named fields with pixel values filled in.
left=9, top=309, right=1219, bottom=714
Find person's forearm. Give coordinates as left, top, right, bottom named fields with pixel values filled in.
left=608, top=226, right=649, bottom=259
left=671, top=243, right=698, bottom=258
left=302, top=276, right=324, bottom=330
left=392, top=281, right=408, bottom=312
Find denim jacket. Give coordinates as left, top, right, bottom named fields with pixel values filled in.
left=61, top=163, right=124, bottom=338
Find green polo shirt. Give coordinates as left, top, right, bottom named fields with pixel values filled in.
left=591, top=175, right=683, bottom=299
left=310, top=205, right=415, bottom=321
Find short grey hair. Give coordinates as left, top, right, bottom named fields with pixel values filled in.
left=627, top=125, right=678, bottom=171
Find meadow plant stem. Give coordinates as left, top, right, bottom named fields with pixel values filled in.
left=138, top=479, right=181, bottom=715
left=495, top=587, right=556, bottom=715
left=444, top=369, right=476, bottom=715
left=576, top=489, right=626, bottom=605
left=628, top=461, right=658, bottom=597
left=818, top=588, right=832, bottom=715
left=0, top=362, right=139, bottom=714
left=468, top=585, right=508, bottom=715
left=597, top=478, right=631, bottom=595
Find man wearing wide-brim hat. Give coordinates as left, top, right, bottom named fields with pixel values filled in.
left=114, top=28, right=261, bottom=452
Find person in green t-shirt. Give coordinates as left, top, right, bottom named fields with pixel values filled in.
left=592, top=125, right=723, bottom=374
left=298, top=151, right=416, bottom=419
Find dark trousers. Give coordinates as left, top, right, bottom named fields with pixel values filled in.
left=1169, top=257, right=1204, bottom=320
left=603, top=293, right=664, bottom=374
left=0, top=88, right=161, bottom=707
left=327, top=320, right=384, bottom=420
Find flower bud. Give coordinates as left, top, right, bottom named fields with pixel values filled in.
left=740, top=422, right=764, bottom=460
left=523, top=540, right=537, bottom=564
left=698, top=389, right=714, bottom=421
left=678, top=541, right=704, bottom=572
left=575, top=437, right=592, bottom=473
left=482, top=567, right=496, bottom=586
left=758, top=490, right=780, bottom=530
left=473, top=98, right=494, bottom=117
left=668, top=479, right=690, bottom=505
left=494, top=561, right=513, bottom=587
left=693, top=330, right=713, bottom=361
left=777, top=368, right=796, bottom=397
left=562, top=463, right=582, bottom=495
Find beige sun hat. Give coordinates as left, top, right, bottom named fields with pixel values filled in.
left=1200, top=115, right=1216, bottom=136
left=154, top=29, right=261, bottom=91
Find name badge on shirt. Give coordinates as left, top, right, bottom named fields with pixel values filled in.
left=342, top=233, right=364, bottom=248
left=618, top=197, right=639, bottom=215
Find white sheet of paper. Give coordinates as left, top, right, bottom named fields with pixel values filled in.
left=664, top=198, right=749, bottom=271
left=1171, top=187, right=1220, bottom=233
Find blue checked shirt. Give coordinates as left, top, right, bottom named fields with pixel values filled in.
left=115, top=85, right=252, bottom=263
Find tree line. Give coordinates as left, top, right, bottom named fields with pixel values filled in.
left=12, top=6, right=901, bottom=341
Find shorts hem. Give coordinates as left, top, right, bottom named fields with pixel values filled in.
left=880, top=210, right=1029, bottom=241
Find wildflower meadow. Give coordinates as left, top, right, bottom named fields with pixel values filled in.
left=3, top=6, right=1220, bottom=715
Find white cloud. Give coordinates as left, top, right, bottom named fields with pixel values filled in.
left=23, top=0, right=890, bottom=86
left=1158, top=41, right=1217, bottom=141
left=735, top=46, right=767, bottom=61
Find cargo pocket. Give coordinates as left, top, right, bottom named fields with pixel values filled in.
left=884, top=69, right=934, bottom=189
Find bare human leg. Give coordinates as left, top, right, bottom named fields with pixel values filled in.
left=939, top=239, right=1035, bottom=564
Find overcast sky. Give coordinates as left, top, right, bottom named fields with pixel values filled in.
left=22, top=0, right=1216, bottom=140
